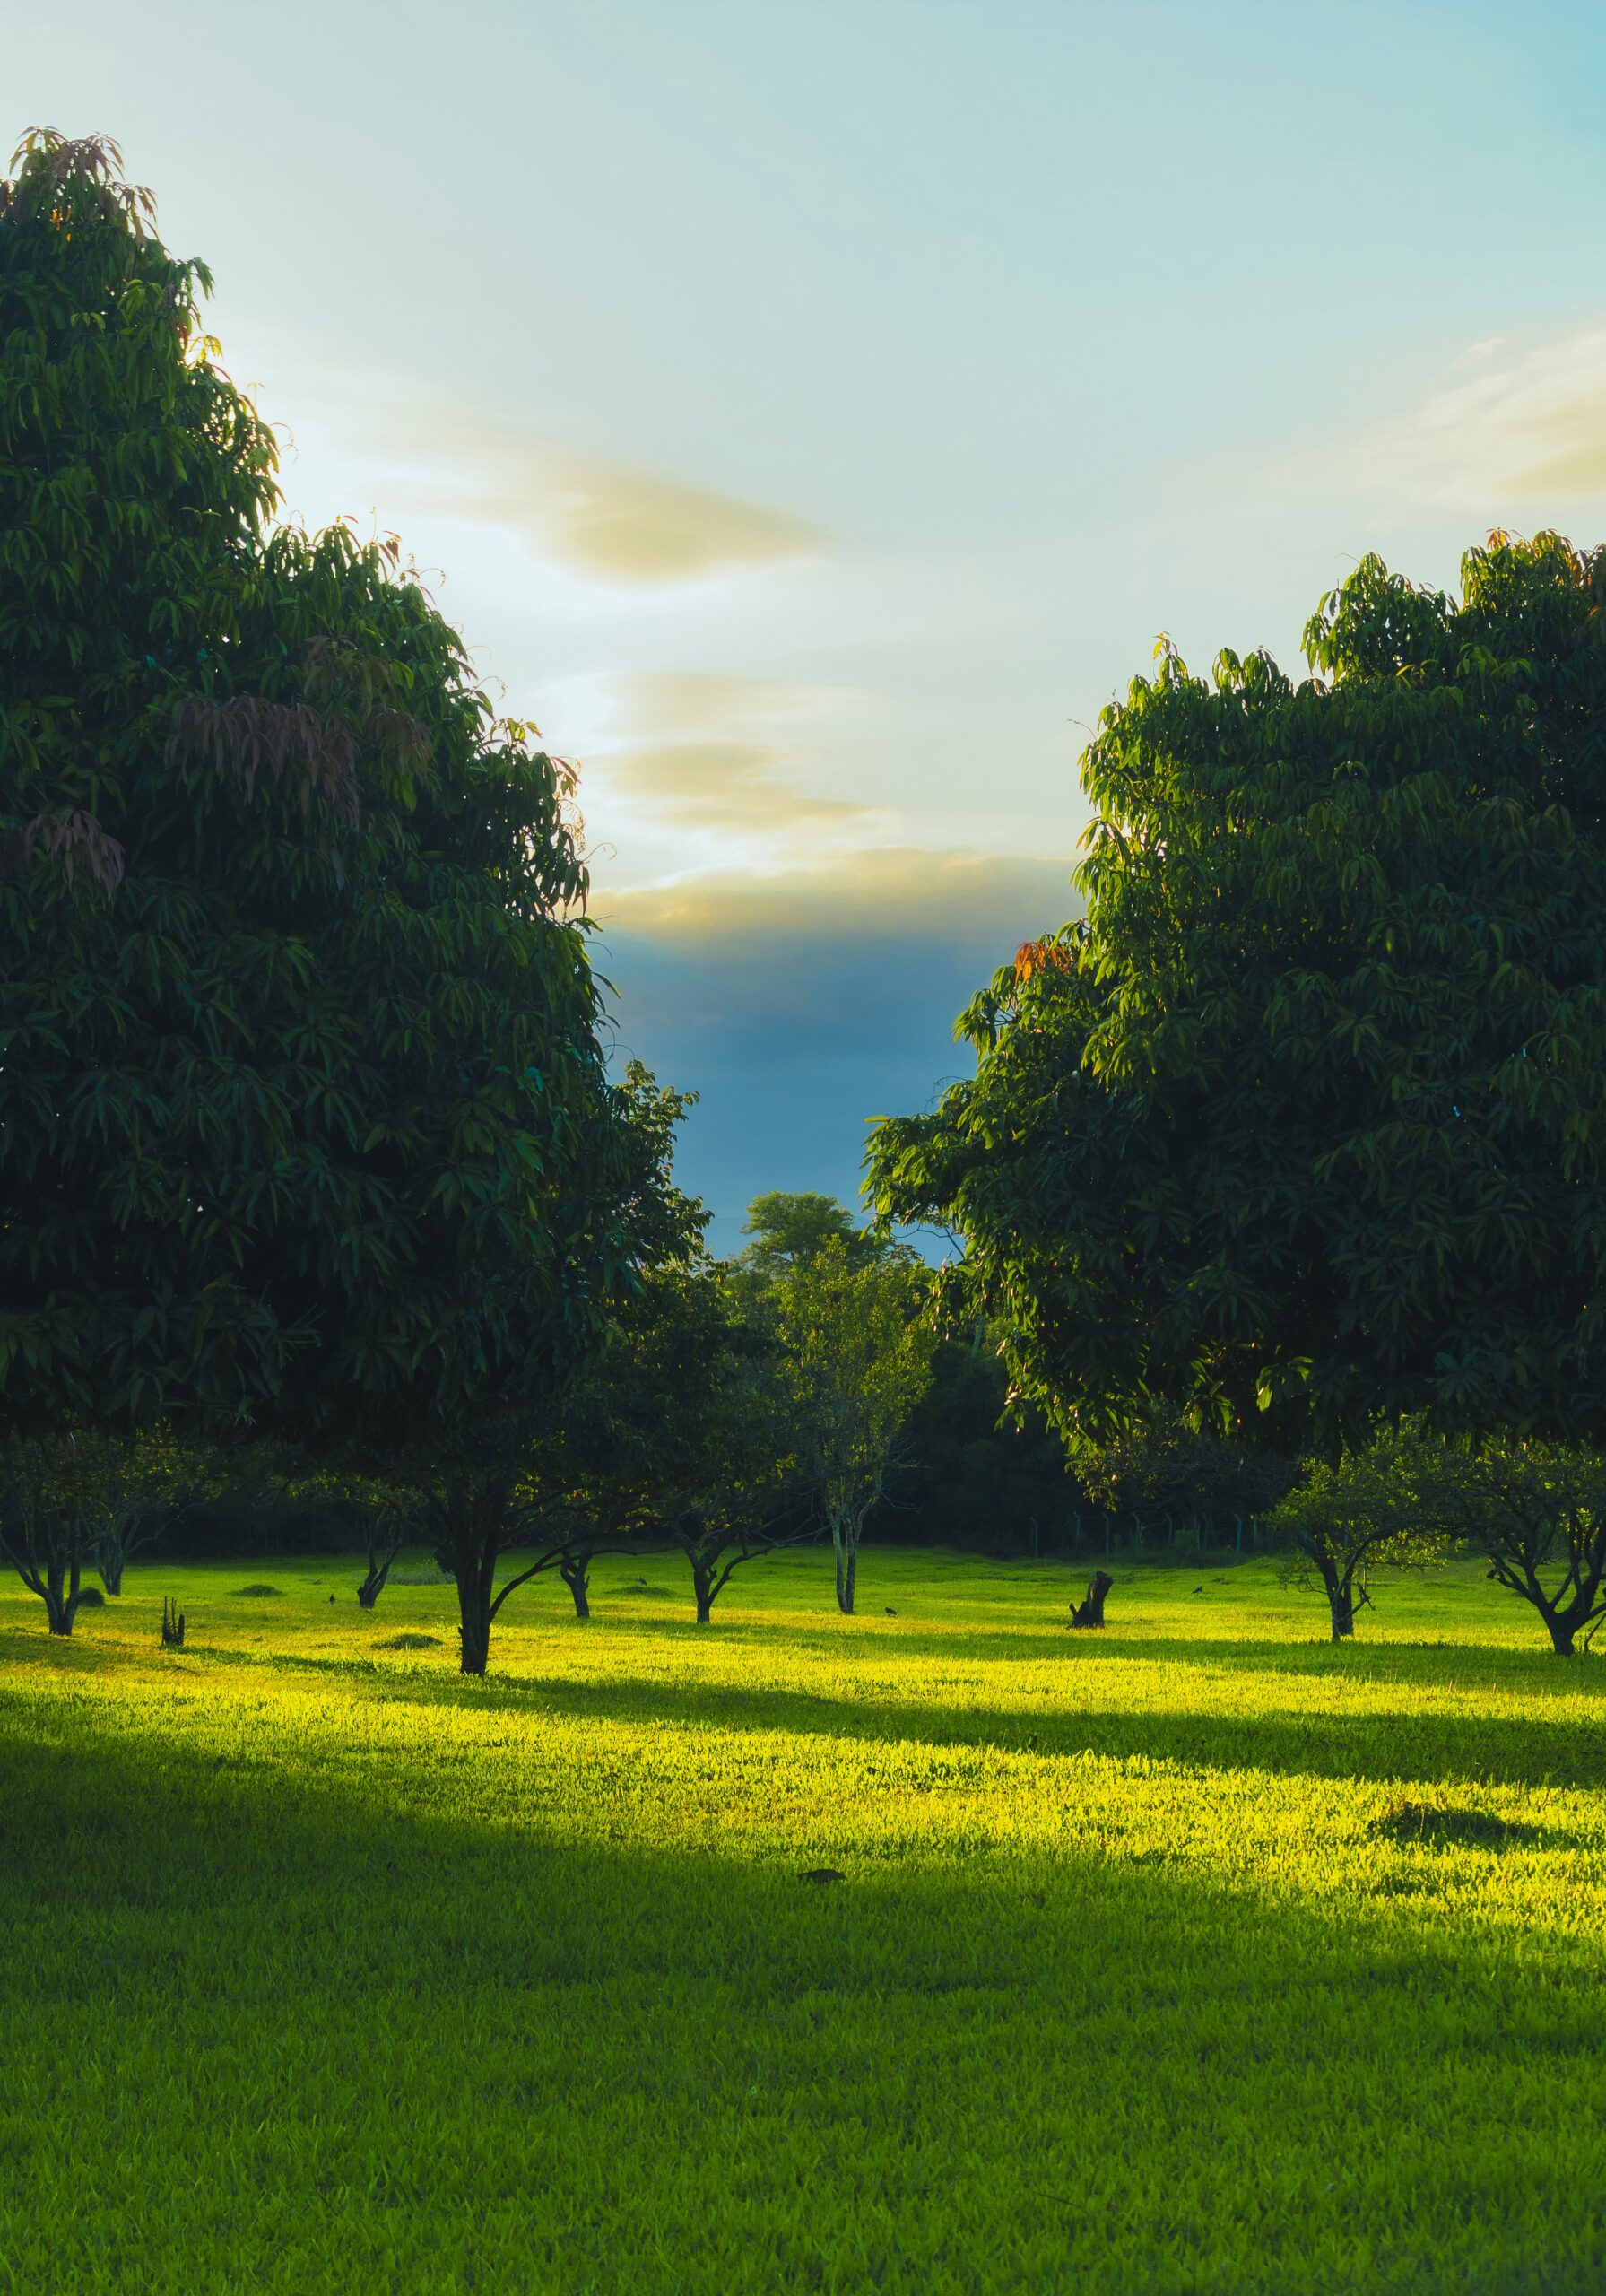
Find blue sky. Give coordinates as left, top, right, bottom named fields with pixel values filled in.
left=17, top=2, right=1606, bottom=1241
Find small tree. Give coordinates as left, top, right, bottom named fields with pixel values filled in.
left=667, top=1326, right=804, bottom=1622
left=66, top=1425, right=204, bottom=1594
left=593, top=1263, right=806, bottom=1624
left=1267, top=1426, right=1448, bottom=1640
left=349, top=1482, right=426, bottom=1610
left=672, top=1506, right=806, bottom=1625
left=0, top=1437, right=104, bottom=1633
left=524, top=1268, right=710, bottom=1619
left=1437, top=1439, right=1606, bottom=1656
left=413, top=1067, right=708, bottom=1674
left=773, top=1239, right=934, bottom=1613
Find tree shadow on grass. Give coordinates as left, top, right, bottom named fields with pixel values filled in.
left=500, top=1670, right=1606, bottom=1792
left=0, top=1707, right=1602, bottom=2295
left=148, top=1638, right=1600, bottom=1793
left=19, top=1597, right=1602, bottom=1790
left=502, top=1607, right=1601, bottom=1692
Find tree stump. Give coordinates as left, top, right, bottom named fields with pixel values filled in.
left=1070, top=1571, right=1113, bottom=1629
left=161, top=1597, right=185, bottom=1648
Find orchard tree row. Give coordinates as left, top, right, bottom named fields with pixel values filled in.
left=8, top=132, right=1606, bottom=1671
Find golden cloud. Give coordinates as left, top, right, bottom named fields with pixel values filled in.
left=586, top=670, right=885, bottom=840
left=371, top=408, right=820, bottom=583
left=603, top=671, right=837, bottom=742
left=602, top=742, right=881, bottom=832
left=595, top=846, right=1080, bottom=946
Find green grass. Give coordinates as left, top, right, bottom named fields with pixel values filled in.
left=3, top=1548, right=1604, bottom=2294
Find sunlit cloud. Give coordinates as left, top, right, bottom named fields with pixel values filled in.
left=579, top=669, right=892, bottom=857
left=597, top=845, right=1079, bottom=952
left=603, top=742, right=882, bottom=832
left=1333, top=321, right=1606, bottom=514
left=603, top=671, right=838, bottom=742
left=339, top=397, right=821, bottom=585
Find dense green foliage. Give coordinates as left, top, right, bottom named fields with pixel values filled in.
left=0, top=132, right=638, bottom=1460
left=871, top=535, right=1606, bottom=1455
left=5, top=1550, right=1605, bottom=2293
left=1071, top=1405, right=1296, bottom=1538
left=877, top=1337, right=1072, bottom=1552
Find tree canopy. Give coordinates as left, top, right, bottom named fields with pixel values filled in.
left=870, top=534, right=1606, bottom=1455
left=735, top=1191, right=886, bottom=1281
left=1, top=129, right=644, bottom=1462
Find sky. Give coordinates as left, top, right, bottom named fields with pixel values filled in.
left=15, top=1, right=1606, bottom=1243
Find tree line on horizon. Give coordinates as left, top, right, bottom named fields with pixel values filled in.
left=4, top=130, right=1606, bottom=1669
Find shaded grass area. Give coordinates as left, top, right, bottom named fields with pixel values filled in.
left=3, top=1551, right=1605, bottom=2292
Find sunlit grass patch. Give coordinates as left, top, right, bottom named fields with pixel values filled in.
left=3, top=1548, right=1604, bottom=2292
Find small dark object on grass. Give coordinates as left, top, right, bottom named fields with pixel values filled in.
left=160, top=1598, right=185, bottom=1649
left=1193, top=1586, right=1203, bottom=1594
left=375, top=1632, right=443, bottom=1651
left=1373, top=1801, right=1538, bottom=1850
left=1070, top=1571, right=1114, bottom=1629
left=802, top=1868, right=846, bottom=1884
left=233, top=1584, right=280, bottom=1598
left=76, top=1585, right=106, bottom=1608
left=329, top=1595, right=335, bottom=1605
left=885, top=1607, right=898, bottom=1616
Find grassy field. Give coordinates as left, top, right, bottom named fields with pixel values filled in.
left=3, top=1548, right=1604, bottom=2295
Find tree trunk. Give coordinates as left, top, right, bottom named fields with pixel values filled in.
left=833, top=1523, right=856, bottom=1615
left=1487, top=1553, right=1587, bottom=1656
left=560, top=1557, right=591, bottom=1619
left=1070, top=1570, right=1112, bottom=1628
left=44, top=1561, right=80, bottom=1636
left=456, top=1574, right=492, bottom=1674
left=1326, top=1575, right=1355, bottom=1641
left=99, top=1550, right=125, bottom=1596
left=358, top=1539, right=402, bottom=1611
left=693, top=1568, right=714, bottom=1625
